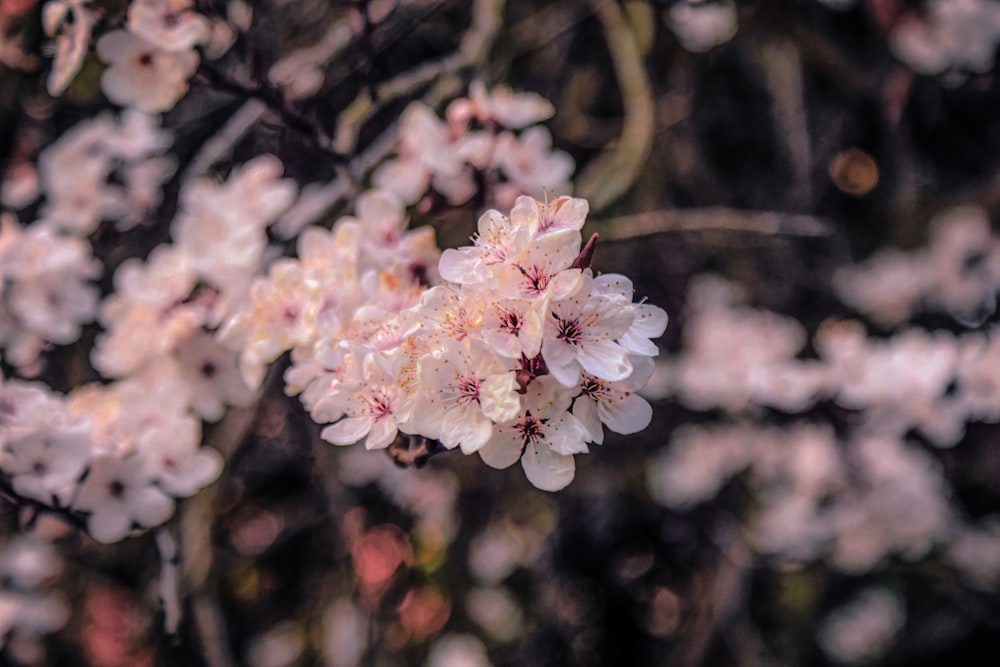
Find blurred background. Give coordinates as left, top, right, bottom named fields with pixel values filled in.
left=3, top=0, right=1000, bottom=665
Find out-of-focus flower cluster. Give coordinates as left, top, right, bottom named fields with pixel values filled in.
left=889, top=0, right=1000, bottom=78
left=374, top=81, right=573, bottom=211
left=645, top=209, right=1000, bottom=659
left=0, top=534, right=68, bottom=662
left=0, top=111, right=176, bottom=375
left=46, top=0, right=244, bottom=110
left=225, top=191, right=667, bottom=491
left=834, top=206, right=1000, bottom=327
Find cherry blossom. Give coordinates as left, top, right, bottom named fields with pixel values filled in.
left=541, top=272, right=635, bottom=386
left=479, top=377, right=588, bottom=491
left=96, top=30, right=199, bottom=113
left=73, top=454, right=175, bottom=544
left=410, top=338, right=520, bottom=454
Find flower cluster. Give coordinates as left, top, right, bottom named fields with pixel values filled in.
left=0, top=375, right=220, bottom=543
left=0, top=535, right=68, bottom=659
left=374, top=81, right=573, bottom=211
left=225, top=193, right=667, bottom=491
left=645, top=268, right=1000, bottom=586
left=44, top=0, right=243, bottom=111
left=889, top=0, right=1000, bottom=78
left=0, top=110, right=175, bottom=375
left=834, top=205, right=1000, bottom=327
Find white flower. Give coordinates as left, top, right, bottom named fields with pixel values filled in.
left=175, top=331, right=256, bottom=421
left=73, top=454, right=175, bottom=543
left=490, top=228, right=583, bottom=302
left=438, top=208, right=526, bottom=286
left=96, top=30, right=199, bottom=113
left=410, top=339, right=520, bottom=453
left=219, top=259, right=321, bottom=389
left=145, top=437, right=223, bottom=497
left=479, top=376, right=588, bottom=491
left=0, top=415, right=92, bottom=505
left=372, top=103, right=482, bottom=205
left=541, top=272, right=635, bottom=386
left=509, top=194, right=588, bottom=237
left=451, top=80, right=555, bottom=129
left=479, top=296, right=545, bottom=360
left=128, top=0, right=211, bottom=52
left=572, top=355, right=655, bottom=444
left=320, top=353, right=410, bottom=450
left=592, top=273, right=668, bottom=356
left=494, top=127, right=574, bottom=204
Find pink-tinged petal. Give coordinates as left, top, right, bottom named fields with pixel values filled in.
left=439, top=247, right=481, bottom=284
left=548, top=197, right=589, bottom=234
left=479, top=429, right=523, bottom=469
left=527, top=229, right=581, bottom=273
left=572, top=396, right=604, bottom=444
left=356, top=189, right=404, bottom=226
left=593, top=273, right=633, bottom=299
left=598, top=393, right=652, bottom=435
left=481, top=329, right=522, bottom=359
left=509, top=195, right=539, bottom=229
left=549, top=269, right=583, bottom=301
left=577, top=339, right=632, bottom=381
left=365, top=417, right=397, bottom=450
left=587, top=301, right=636, bottom=340
left=321, top=416, right=373, bottom=446
left=545, top=414, right=590, bottom=455
left=480, top=372, right=521, bottom=423
left=542, top=335, right=576, bottom=367
left=623, top=355, right=657, bottom=391
left=620, top=304, right=668, bottom=356
left=546, top=355, right=581, bottom=387
left=441, top=409, right=493, bottom=454
left=521, top=442, right=575, bottom=491
left=518, top=308, right=544, bottom=357
left=372, top=158, right=428, bottom=204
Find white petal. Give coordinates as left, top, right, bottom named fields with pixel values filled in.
left=572, top=396, right=604, bottom=444
left=438, top=247, right=481, bottom=284
left=542, top=338, right=580, bottom=386
left=441, top=409, right=492, bottom=454
left=577, top=340, right=632, bottom=381
left=549, top=269, right=583, bottom=301
left=545, top=415, right=590, bottom=455
left=479, top=373, right=521, bottom=423
left=598, top=393, right=653, bottom=435
left=131, top=486, right=176, bottom=527
left=321, top=416, right=372, bottom=446
left=479, top=429, right=523, bottom=469
left=88, top=508, right=132, bottom=544
left=364, top=417, right=397, bottom=450
left=521, top=442, right=575, bottom=491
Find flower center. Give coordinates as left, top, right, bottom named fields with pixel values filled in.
left=516, top=412, right=547, bottom=446
left=556, top=316, right=582, bottom=345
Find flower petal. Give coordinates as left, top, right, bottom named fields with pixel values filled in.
left=521, top=442, right=575, bottom=491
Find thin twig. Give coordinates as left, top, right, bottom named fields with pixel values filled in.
left=194, top=64, right=344, bottom=159
left=183, top=98, right=268, bottom=180
left=0, top=478, right=87, bottom=531
left=597, top=208, right=835, bottom=241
